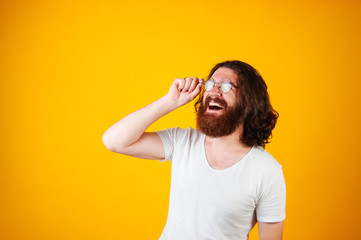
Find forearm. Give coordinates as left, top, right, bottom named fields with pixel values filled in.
left=102, top=77, right=203, bottom=155
left=102, top=95, right=176, bottom=152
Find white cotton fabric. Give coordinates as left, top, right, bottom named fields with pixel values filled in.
left=156, top=127, right=286, bottom=240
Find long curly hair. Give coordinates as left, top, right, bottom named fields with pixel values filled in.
left=194, top=60, right=279, bottom=148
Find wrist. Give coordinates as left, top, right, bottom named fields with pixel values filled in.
left=158, top=94, right=179, bottom=112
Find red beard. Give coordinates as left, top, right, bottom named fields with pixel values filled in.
left=196, top=97, right=243, bottom=137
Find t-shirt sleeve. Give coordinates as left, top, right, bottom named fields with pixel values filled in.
left=155, top=128, right=176, bottom=162
left=256, top=166, right=286, bottom=222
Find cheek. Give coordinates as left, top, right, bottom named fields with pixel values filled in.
left=226, top=96, right=237, bottom=107
left=202, top=93, right=210, bottom=104
left=232, top=91, right=240, bottom=103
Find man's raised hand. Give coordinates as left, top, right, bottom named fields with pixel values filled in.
left=167, top=77, right=204, bottom=108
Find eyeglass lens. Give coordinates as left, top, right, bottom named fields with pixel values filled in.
left=205, top=79, right=232, bottom=93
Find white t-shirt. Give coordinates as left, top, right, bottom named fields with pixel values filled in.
left=156, top=127, right=286, bottom=240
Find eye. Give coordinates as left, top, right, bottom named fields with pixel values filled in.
left=221, top=81, right=232, bottom=93
left=205, top=79, right=215, bottom=91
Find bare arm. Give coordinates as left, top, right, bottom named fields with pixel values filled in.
left=258, top=221, right=284, bottom=240
left=102, top=77, right=203, bottom=160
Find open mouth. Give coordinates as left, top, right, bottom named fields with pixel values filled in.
left=208, top=102, right=224, bottom=111
left=204, top=97, right=228, bottom=113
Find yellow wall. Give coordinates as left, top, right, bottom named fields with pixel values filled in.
left=1, top=0, right=361, bottom=239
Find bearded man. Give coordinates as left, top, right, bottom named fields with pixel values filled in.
left=102, top=60, right=286, bottom=240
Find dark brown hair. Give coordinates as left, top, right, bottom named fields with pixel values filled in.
left=194, top=60, right=279, bottom=148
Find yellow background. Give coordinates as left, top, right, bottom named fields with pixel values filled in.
left=1, top=0, right=361, bottom=239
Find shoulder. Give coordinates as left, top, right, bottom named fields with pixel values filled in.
left=156, top=127, right=204, bottom=161
left=156, top=127, right=204, bottom=142
left=249, top=146, right=283, bottom=176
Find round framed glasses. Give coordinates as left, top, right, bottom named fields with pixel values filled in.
left=204, top=79, right=238, bottom=93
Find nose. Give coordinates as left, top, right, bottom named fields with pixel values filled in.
left=209, top=83, right=222, bottom=95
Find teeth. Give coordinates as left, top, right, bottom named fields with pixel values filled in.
left=209, top=102, right=223, bottom=108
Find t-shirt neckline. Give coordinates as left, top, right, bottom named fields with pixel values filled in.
left=201, top=134, right=255, bottom=172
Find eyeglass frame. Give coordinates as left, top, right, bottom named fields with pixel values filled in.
left=203, top=78, right=239, bottom=93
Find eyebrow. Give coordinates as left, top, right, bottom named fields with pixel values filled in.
left=209, top=77, right=239, bottom=88
left=209, top=77, right=231, bottom=80
left=209, top=77, right=234, bottom=84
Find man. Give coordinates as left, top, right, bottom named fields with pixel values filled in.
left=102, top=60, right=286, bottom=240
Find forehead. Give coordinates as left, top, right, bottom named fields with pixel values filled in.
left=211, top=67, right=239, bottom=83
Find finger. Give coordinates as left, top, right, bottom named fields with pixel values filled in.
left=181, top=77, right=192, bottom=92
left=175, top=78, right=186, bottom=91
left=188, top=77, right=199, bottom=92
left=190, top=80, right=203, bottom=99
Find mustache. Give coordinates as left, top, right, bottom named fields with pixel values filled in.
left=205, top=96, right=228, bottom=108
